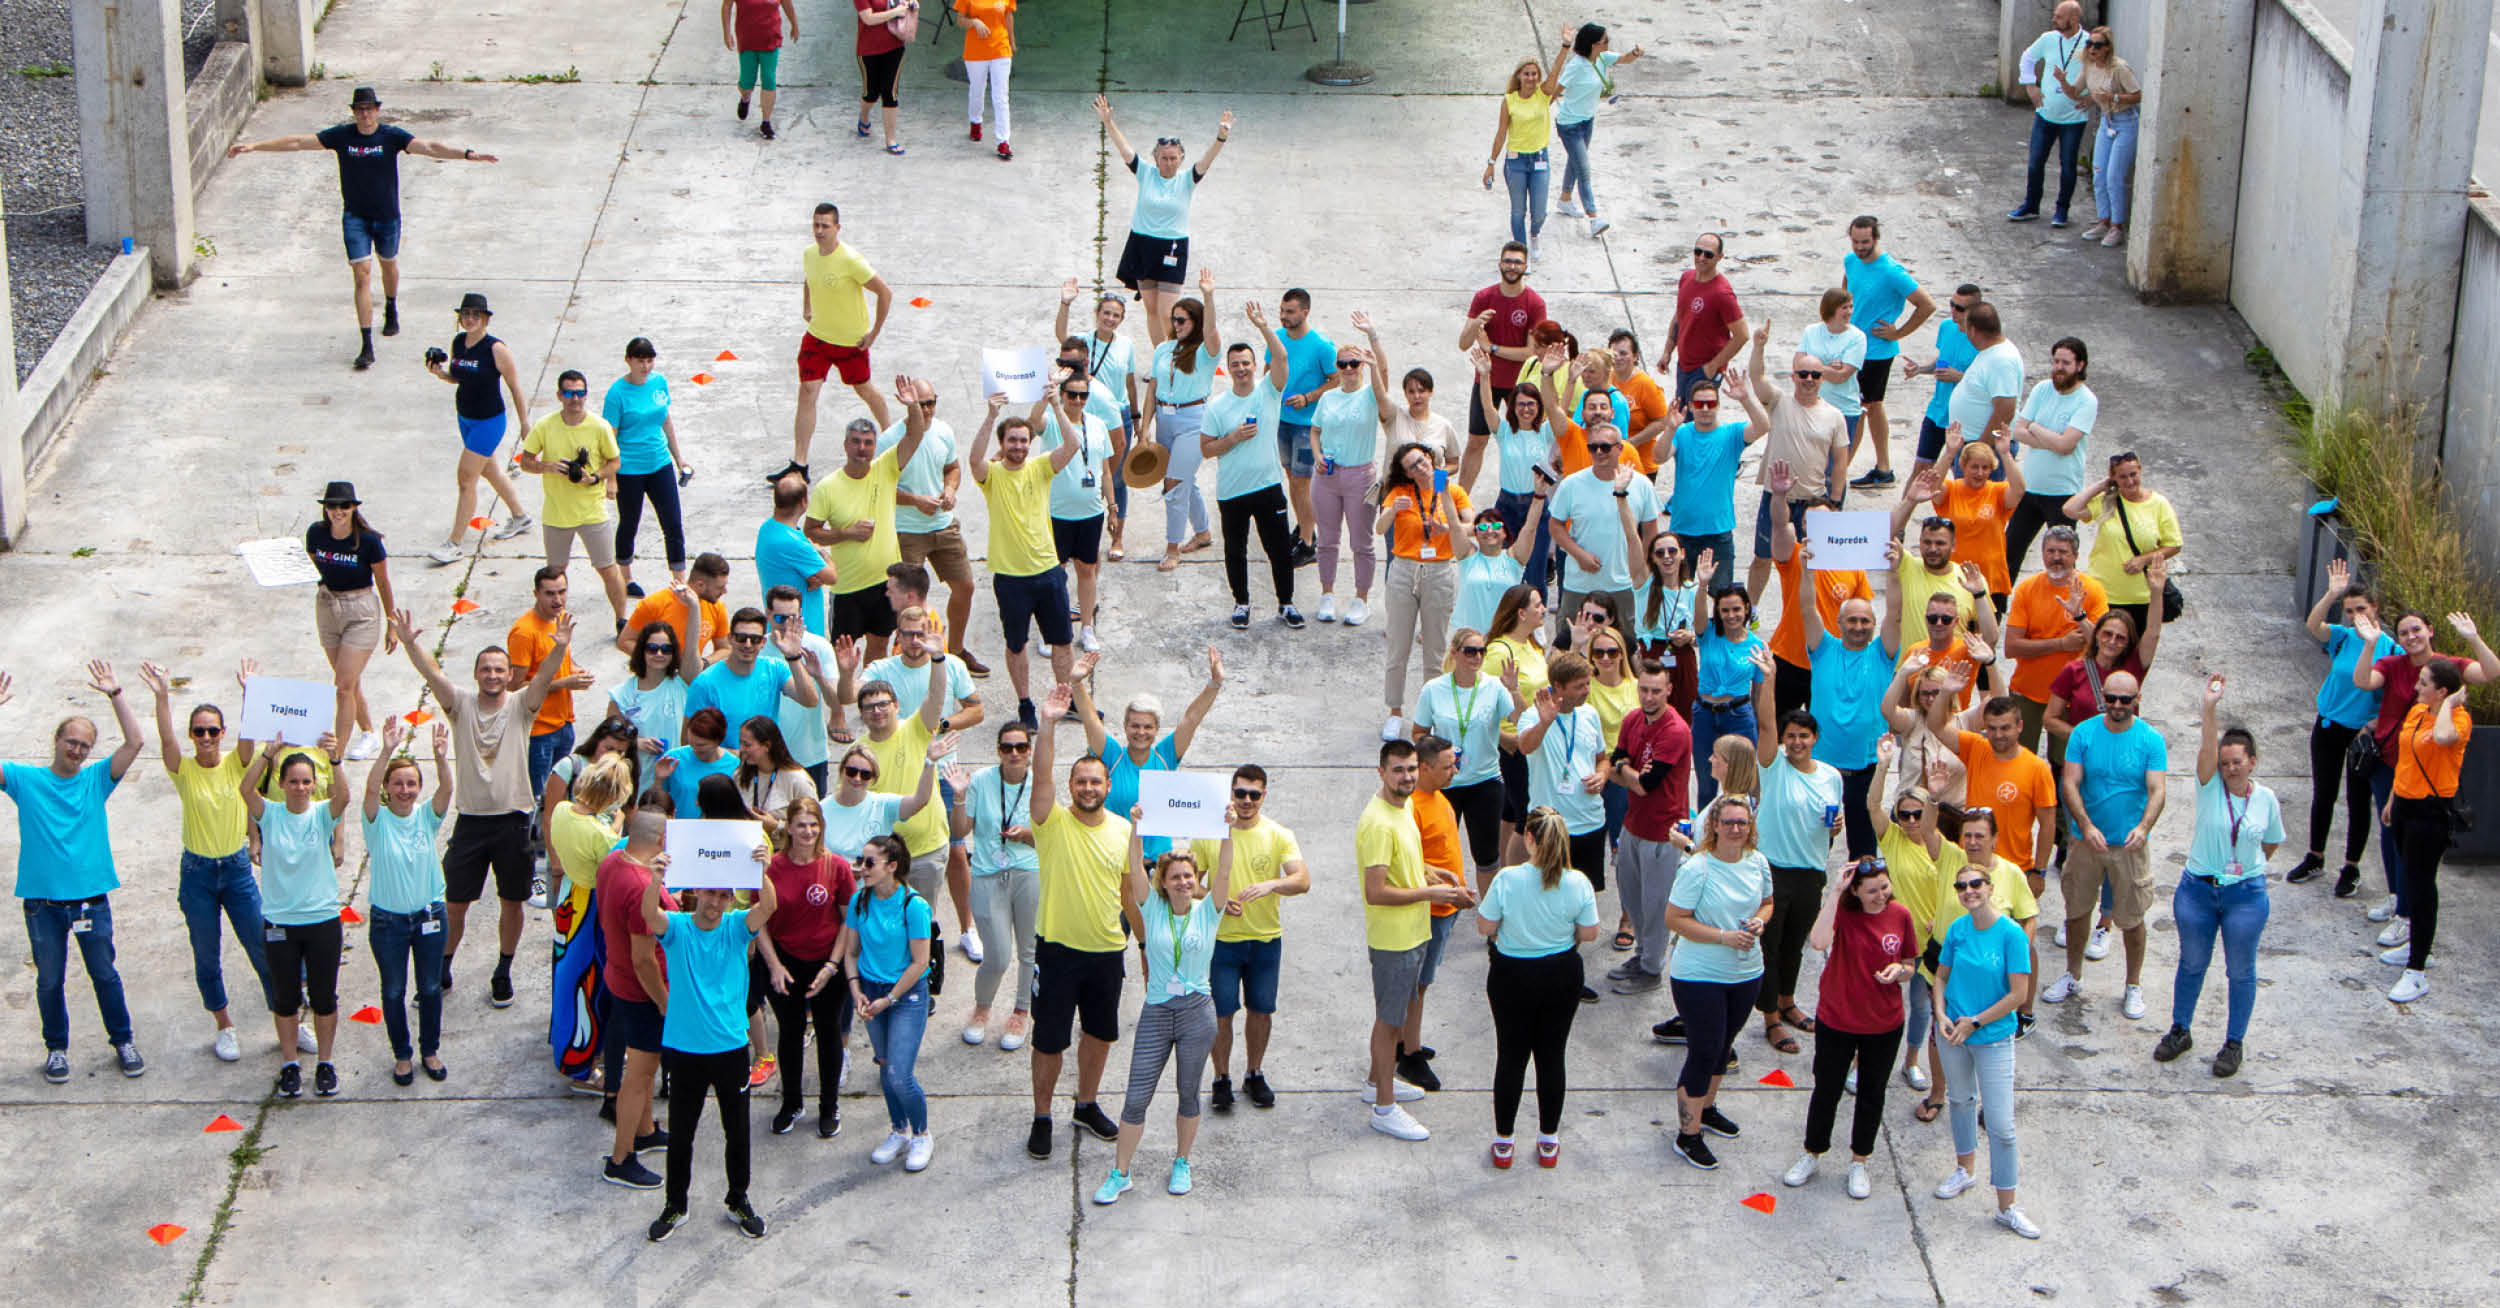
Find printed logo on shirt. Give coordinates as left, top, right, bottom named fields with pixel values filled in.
left=1509, top=309, right=1531, bottom=327
left=343, top=145, right=386, bottom=159
left=1691, top=297, right=1707, bottom=313
left=1880, top=931, right=1904, bottom=954
left=805, top=882, right=831, bottom=906
left=1994, top=779, right=2022, bottom=803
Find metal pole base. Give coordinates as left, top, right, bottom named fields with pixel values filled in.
left=1305, top=59, right=1373, bottom=86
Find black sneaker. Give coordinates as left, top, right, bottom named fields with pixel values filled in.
left=1673, top=1131, right=1719, bottom=1169
left=1847, top=467, right=1896, bottom=489
left=772, top=1106, right=799, bottom=1135
left=489, top=970, right=515, bottom=1008
left=1651, top=1016, right=1689, bottom=1045
left=381, top=304, right=400, bottom=337
left=2285, top=853, right=2324, bottom=884
left=625, top=582, right=646, bottom=600
left=1395, top=1050, right=1440, bottom=1092
left=599, top=1097, right=618, bottom=1125
left=42, top=1050, right=68, bottom=1084
left=352, top=345, right=376, bottom=371
left=760, top=120, right=776, bottom=141
left=648, top=1207, right=684, bottom=1242
left=1017, top=698, right=1038, bottom=730
left=2212, top=1040, right=2244, bottom=1079
left=2050, top=210, right=2071, bottom=228
left=725, top=1199, right=766, bottom=1239
left=1579, top=984, right=1600, bottom=1004
left=1700, top=1105, right=1741, bottom=1139
left=1243, top=1071, right=1276, bottom=1109
left=2015, top=1013, right=2037, bottom=1041
left=314, top=1062, right=340, bottom=1097
left=737, top=97, right=751, bottom=121
left=116, top=1042, right=146, bottom=1078
left=1289, top=539, right=1319, bottom=568
left=634, top=1128, right=669, bottom=1154
left=276, top=1062, right=303, bottom=1099
left=1027, top=1115, right=1054, bottom=1159
left=1210, top=1076, right=1235, bottom=1113
left=2333, top=866, right=2361, bottom=898
left=818, top=1110, right=841, bottom=1139
left=1074, top=1101, right=1120, bottom=1141
left=1724, top=1049, right=1740, bottom=1074
left=1230, top=605, right=1251, bottom=630
left=2153, top=1025, right=2194, bottom=1063
left=603, top=1156, right=662, bottom=1189
left=1281, top=606, right=1307, bottom=630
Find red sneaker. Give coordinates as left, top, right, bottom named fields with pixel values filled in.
left=969, top=122, right=982, bottom=142
left=1536, top=1139, right=1561, bottom=1168
left=747, top=1055, right=777, bottom=1088
left=1489, top=1140, right=1514, bottom=1170
left=997, top=142, right=1013, bottom=161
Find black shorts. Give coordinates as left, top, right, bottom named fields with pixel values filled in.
left=610, top=996, right=664, bottom=1053
left=1031, top=938, right=1125, bottom=1055
left=1115, top=232, right=1189, bottom=291
left=995, top=568, right=1075, bottom=654
left=1052, top=514, right=1105, bottom=568
left=1468, top=381, right=1514, bottom=438
left=444, top=811, right=533, bottom=903
left=831, top=583, right=897, bottom=640
left=1858, top=355, right=1897, bottom=403
left=1499, top=749, right=1530, bottom=825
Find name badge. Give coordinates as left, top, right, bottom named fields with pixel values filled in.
left=265, top=923, right=288, bottom=944
left=2224, top=861, right=2244, bottom=879
left=69, top=914, right=94, bottom=936
left=419, top=917, right=444, bottom=935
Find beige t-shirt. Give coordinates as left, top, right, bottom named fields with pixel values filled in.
left=2083, top=58, right=2140, bottom=101
left=1390, top=409, right=1459, bottom=465
left=1763, top=393, right=1848, bottom=502
left=449, top=689, right=536, bottom=816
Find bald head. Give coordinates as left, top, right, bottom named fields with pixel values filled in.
left=2053, top=1, right=2082, bottom=31
left=2100, top=672, right=2142, bottom=724
left=626, top=810, right=668, bottom=844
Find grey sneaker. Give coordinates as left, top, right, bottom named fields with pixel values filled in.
left=115, top=1042, right=146, bottom=1078
left=491, top=512, right=533, bottom=541
left=1609, top=970, right=1663, bottom=995
left=42, top=1050, right=69, bottom=1084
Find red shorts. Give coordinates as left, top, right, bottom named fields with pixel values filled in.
left=798, top=333, right=871, bottom=385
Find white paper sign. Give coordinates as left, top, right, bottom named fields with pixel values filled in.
left=981, top=346, right=1053, bottom=404
left=234, top=538, right=321, bottom=588
left=1804, top=510, right=1894, bottom=573
left=238, top=677, right=335, bottom=745
left=1136, top=770, right=1230, bottom=841
left=663, top=819, right=768, bottom=891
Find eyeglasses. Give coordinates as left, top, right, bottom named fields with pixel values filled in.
left=860, top=699, right=895, bottom=713
left=1953, top=878, right=1990, bottom=892
left=1233, top=788, right=1265, bottom=801
left=1457, top=644, right=1487, bottom=657
left=2101, top=693, right=2137, bottom=705
left=1717, top=816, right=1753, bottom=828
left=1796, top=370, right=1823, bottom=381
left=1692, top=247, right=1718, bottom=259
left=191, top=726, right=223, bottom=738
left=1893, top=808, right=1926, bottom=822
left=730, top=632, right=766, bottom=645
left=1926, top=613, right=1957, bottom=626
left=841, top=765, right=878, bottom=780
left=558, top=389, right=587, bottom=399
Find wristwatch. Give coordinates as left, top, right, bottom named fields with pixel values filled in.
left=1614, top=489, right=1630, bottom=499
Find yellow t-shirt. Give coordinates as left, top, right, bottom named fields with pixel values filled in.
left=1193, top=817, right=1304, bottom=943
left=1878, top=826, right=1969, bottom=958
left=806, top=452, right=903, bottom=596
left=1587, top=674, right=1637, bottom=751
left=1894, top=557, right=1978, bottom=660
left=2083, top=491, right=2182, bottom=606
left=521, top=414, right=620, bottom=530
left=803, top=241, right=877, bottom=345
left=1482, top=635, right=1549, bottom=737
left=863, top=717, right=943, bottom=856
left=1504, top=89, right=1554, bottom=154
left=983, top=456, right=1058, bottom=578
left=1356, top=795, right=1430, bottom=952
left=548, top=802, right=617, bottom=891
left=1035, top=803, right=1134, bottom=953
left=174, top=751, right=248, bottom=856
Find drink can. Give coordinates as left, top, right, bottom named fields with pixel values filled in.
left=1825, top=802, right=1842, bottom=828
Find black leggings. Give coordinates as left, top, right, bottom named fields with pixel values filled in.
left=2392, top=794, right=2451, bottom=971
left=1804, top=1022, right=1904, bottom=1158
left=1486, top=947, right=1584, bottom=1136
left=858, top=48, right=903, bottom=108
left=2306, top=718, right=2372, bottom=865
left=263, top=918, right=343, bottom=1018
left=1670, top=974, right=1761, bottom=1097
left=663, top=1046, right=751, bottom=1212
left=2002, top=491, right=2077, bottom=584
left=614, top=469, right=686, bottom=572
left=1567, top=828, right=1608, bottom=893
left=1444, top=777, right=1504, bottom=873
left=1218, top=485, right=1296, bottom=607
left=1755, top=865, right=1826, bottom=1011
left=766, top=955, right=854, bottom=1118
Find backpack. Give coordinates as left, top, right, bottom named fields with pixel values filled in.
left=852, top=886, right=944, bottom=997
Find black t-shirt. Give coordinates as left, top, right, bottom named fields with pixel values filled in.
left=305, top=523, right=387, bottom=591
left=316, top=123, right=415, bottom=220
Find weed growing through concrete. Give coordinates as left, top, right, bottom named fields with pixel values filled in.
left=505, top=66, right=581, bottom=85
left=17, top=59, right=72, bottom=79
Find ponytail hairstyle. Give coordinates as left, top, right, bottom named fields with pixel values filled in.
left=1522, top=805, right=1573, bottom=889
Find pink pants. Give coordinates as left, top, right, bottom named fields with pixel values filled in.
left=1311, top=460, right=1378, bottom=592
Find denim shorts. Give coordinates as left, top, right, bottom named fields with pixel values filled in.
left=342, top=211, right=402, bottom=262
left=1210, top=936, right=1282, bottom=1018
left=1277, top=423, right=1317, bottom=479
left=1418, top=911, right=1457, bottom=987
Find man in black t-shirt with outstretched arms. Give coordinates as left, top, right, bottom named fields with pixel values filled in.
left=229, top=86, right=500, bottom=371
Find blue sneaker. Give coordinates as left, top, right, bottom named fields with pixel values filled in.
left=1168, top=1157, right=1194, bottom=1196
left=2006, top=207, right=2040, bottom=222
left=1092, top=1168, right=1132, bottom=1206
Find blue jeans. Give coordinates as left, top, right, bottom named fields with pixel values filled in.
left=1675, top=531, right=1736, bottom=593
left=2021, top=114, right=2089, bottom=218
left=370, top=903, right=448, bottom=1060
left=1492, top=488, right=1555, bottom=593
left=1554, top=118, right=1597, bottom=213
left=863, top=976, right=931, bottom=1132
left=2169, top=874, right=2268, bottom=1042
left=2092, top=110, right=2139, bottom=224
left=1502, top=149, right=1551, bottom=244
left=25, top=897, right=134, bottom=1051
left=178, top=848, right=271, bottom=1013
left=2369, top=761, right=2406, bottom=909
left=1937, top=1035, right=2018, bottom=1190
left=1691, top=699, right=1757, bottom=808
left=528, top=723, right=576, bottom=803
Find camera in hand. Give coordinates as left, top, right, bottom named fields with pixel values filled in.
left=557, top=453, right=593, bottom=484
left=424, top=346, right=449, bottom=366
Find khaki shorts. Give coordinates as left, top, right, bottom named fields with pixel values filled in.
left=898, top=523, right=975, bottom=586
left=2061, top=840, right=2155, bottom=929
left=314, top=586, right=382, bottom=652
left=544, top=519, right=617, bottom=571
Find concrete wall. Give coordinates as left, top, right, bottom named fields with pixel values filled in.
left=2102, top=0, right=2152, bottom=63
left=4, top=252, right=153, bottom=513
left=2442, top=199, right=2500, bottom=555
left=184, top=42, right=257, bottom=201
left=2228, top=0, right=2354, bottom=401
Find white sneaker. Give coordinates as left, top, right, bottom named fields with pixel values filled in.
left=870, top=1131, right=910, bottom=1164
left=1528, top=234, right=1543, bottom=261
left=2100, top=226, right=2126, bottom=248
left=1344, top=598, right=1368, bottom=627
left=2121, top=985, right=2145, bottom=1020
left=1556, top=197, right=1582, bottom=217
left=491, top=512, right=533, bottom=541
left=1317, top=595, right=1338, bottom=623
left=962, top=1023, right=986, bottom=1046
left=1038, top=641, right=1053, bottom=658
left=2379, top=945, right=2432, bottom=968
left=1380, top=715, right=1404, bottom=742
left=1900, top=1062, right=1929, bottom=1093
left=212, top=1028, right=241, bottom=1062
left=1079, top=626, right=1102, bottom=654
left=1996, top=1205, right=2043, bottom=1239
left=1934, top=1166, right=1977, bottom=1200
left=2388, top=969, right=2430, bottom=1003
left=427, top=542, right=463, bottom=566
left=959, top=929, right=984, bottom=963
left=297, top=1025, right=321, bottom=1055
left=1361, top=1080, right=1425, bottom=1104
left=2366, top=895, right=2400, bottom=923
left=2039, top=972, right=2079, bottom=1004
left=2376, top=917, right=2410, bottom=948
left=1588, top=216, right=1611, bottom=238
left=1846, top=1161, right=1873, bottom=1199
left=346, top=730, right=382, bottom=762
left=1782, top=1153, right=1819, bottom=1187
left=903, top=1133, right=933, bottom=1172
left=839, top=1051, right=852, bottom=1091
left=2085, top=926, right=2112, bottom=961
left=1369, top=1104, right=1430, bottom=1141
left=999, top=1027, right=1026, bottom=1052
left=2080, top=219, right=2111, bottom=240
left=2054, top=923, right=2069, bottom=948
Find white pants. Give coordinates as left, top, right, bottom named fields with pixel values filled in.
left=967, top=57, right=1011, bottom=140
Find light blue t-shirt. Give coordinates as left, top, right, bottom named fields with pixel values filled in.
left=686, top=658, right=792, bottom=750
left=1667, top=850, right=1772, bottom=983
left=1481, top=863, right=1599, bottom=956
left=963, top=765, right=1041, bottom=874
left=659, top=746, right=739, bottom=820
left=1696, top=625, right=1767, bottom=700
left=755, top=518, right=827, bottom=639
left=1453, top=553, right=1526, bottom=637
left=258, top=806, right=340, bottom=926
left=1494, top=418, right=1557, bottom=496
left=1, top=761, right=121, bottom=900
left=1548, top=468, right=1661, bottom=591
left=2186, top=775, right=2285, bottom=884
left=612, top=675, right=687, bottom=754
left=1844, top=252, right=1920, bottom=361
left=878, top=419, right=958, bottom=534
left=363, top=804, right=447, bottom=915
left=1083, top=334, right=1137, bottom=411
left=1139, top=892, right=1224, bottom=1000
left=1554, top=50, right=1622, bottom=125
left=1203, top=379, right=1286, bottom=501
left=770, top=635, right=837, bottom=769
left=2065, top=715, right=2169, bottom=838
left=601, top=374, right=674, bottom=476
left=1924, top=321, right=1976, bottom=425
left=1269, top=328, right=1337, bottom=429
left=1518, top=702, right=1607, bottom=835
left=861, top=654, right=974, bottom=724
left=1312, top=386, right=1380, bottom=467
left=1948, top=340, right=2025, bottom=448
left=849, top=885, right=933, bottom=986
left=1128, top=158, right=1198, bottom=239
left=1807, top=633, right=1894, bottom=769
left=823, top=790, right=904, bottom=861
left=1099, top=733, right=1183, bottom=856
left=1940, top=912, right=2032, bottom=1044
left=658, top=909, right=758, bottom=1055
left=2024, top=29, right=2091, bottom=125
left=2316, top=624, right=2398, bottom=729
left=1041, top=408, right=1116, bottom=521
left=2013, top=379, right=2098, bottom=497
left=1150, top=341, right=1220, bottom=408
left=1758, top=754, right=1843, bottom=869
left=1413, top=673, right=1512, bottom=788
left=1668, top=420, right=1747, bottom=535
left=1801, top=322, right=1869, bottom=417
left=1634, top=581, right=1699, bottom=645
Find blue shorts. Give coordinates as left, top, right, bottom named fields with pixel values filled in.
left=1752, top=489, right=1835, bottom=557
left=994, top=567, right=1074, bottom=654
left=342, top=212, right=402, bottom=262
left=1418, top=910, right=1457, bottom=987
left=1210, top=936, right=1282, bottom=1018
left=1277, top=423, right=1317, bottom=479
left=457, top=412, right=506, bottom=458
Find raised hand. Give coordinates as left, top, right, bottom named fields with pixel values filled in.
left=1206, top=646, right=1225, bottom=686
left=1765, top=458, right=1794, bottom=499
left=1752, top=318, right=1771, bottom=347
left=2203, top=673, right=2226, bottom=709
left=2450, top=611, right=2482, bottom=643
left=85, top=660, right=121, bottom=699
left=1923, top=756, right=1952, bottom=795
left=238, top=657, right=263, bottom=691
left=136, top=661, right=172, bottom=697
left=1072, top=648, right=1102, bottom=681
left=2326, top=556, right=2350, bottom=597
left=1351, top=310, right=1376, bottom=335
left=940, top=761, right=970, bottom=792
left=432, top=720, right=451, bottom=755
left=1039, top=682, right=1074, bottom=723
left=1092, top=93, right=1114, bottom=122
left=1197, top=266, right=1215, bottom=296
left=1959, top=562, right=1989, bottom=595
left=1244, top=300, right=1270, bottom=329
left=1963, top=635, right=1994, bottom=664
left=1060, top=276, right=1081, bottom=306
left=925, top=731, right=962, bottom=762
left=833, top=634, right=862, bottom=674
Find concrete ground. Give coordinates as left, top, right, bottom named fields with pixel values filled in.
left=3, top=0, right=2492, bottom=1304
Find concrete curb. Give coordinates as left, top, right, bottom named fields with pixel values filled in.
left=3, top=251, right=153, bottom=524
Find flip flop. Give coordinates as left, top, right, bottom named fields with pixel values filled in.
left=828, top=729, right=857, bottom=746
left=886, top=143, right=907, bottom=156
left=1157, top=552, right=1181, bottom=573
left=1914, top=1099, right=1942, bottom=1123
left=856, top=120, right=871, bottom=138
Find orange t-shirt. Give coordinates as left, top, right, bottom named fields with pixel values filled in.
left=1770, top=549, right=1873, bottom=668
left=625, top=590, right=729, bottom=657
left=1386, top=484, right=1473, bottom=562
left=1904, top=637, right=1982, bottom=709
left=1957, top=730, right=2057, bottom=867
left=1936, top=478, right=2014, bottom=593
left=956, top=0, right=1015, bottom=60
left=1412, top=786, right=1463, bottom=918
left=1620, top=370, right=1672, bottom=457
left=506, top=610, right=580, bottom=736
left=1553, top=416, right=1658, bottom=478
left=2003, top=571, right=2107, bottom=702
left=2394, top=704, right=2472, bottom=799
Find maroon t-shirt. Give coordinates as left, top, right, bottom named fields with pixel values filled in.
left=731, top=0, right=785, bottom=50
left=854, top=0, right=902, bottom=55
left=1468, top=284, right=1547, bottom=389
left=1815, top=901, right=1916, bottom=1035
left=1616, top=705, right=1694, bottom=842
left=596, top=850, right=677, bottom=1005
left=1674, top=269, right=1744, bottom=371
left=2048, top=651, right=2146, bottom=722
left=2371, top=653, right=2470, bottom=744
left=763, top=851, right=857, bottom=960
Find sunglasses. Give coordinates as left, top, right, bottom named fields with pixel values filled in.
left=191, top=726, right=223, bottom=738
left=1154, top=136, right=1183, bottom=147
left=1926, top=613, right=1957, bottom=625
left=2086, top=39, right=2109, bottom=48
left=999, top=740, right=1032, bottom=752
left=1953, top=878, right=1991, bottom=892
left=1693, top=248, right=1718, bottom=258
left=1688, top=399, right=1718, bottom=410
left=1796, top=370, right=1823, bottom=380
left=1458, top=644, right=1487, bottom=656
left=917, top=400, right=939, bottom=410
left=646, top=643, right=677, bottom=655
left=1338, top=360, right=1363, bottom=371
left=2102, top=693, right=2137, bottom=705
left=559, top=389, right=587, bottom=399
left=1592, top=647, right=1622, bottom=659
left=1585, top=442, right=1619, bottom=453
left=1065, top=388, right=1091, bottom=400
left=730, top=632, right=766, bottom=645
left=1233, top=788, right=1265, bottom=801
left=1949, top=301, right=1973, bottom=314
left=1893, top=808, right=1927, bottom=822
left=841, top=765, right=878, bottom=781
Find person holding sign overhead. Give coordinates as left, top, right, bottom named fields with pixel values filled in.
left=240, top=735, right=354, bottom=1098
left=1024, top=684, right=1137, bottom=1160
left=640, top=840, right=776, bottom=1244
left=1093, top=809, right=1234, bottom=1204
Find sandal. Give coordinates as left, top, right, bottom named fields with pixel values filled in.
left=1780, top=1005, right=1817, bottom=1034
left=1611, top=927, right=1636, bottom=951
left=1764, top=1021, right=1800, bottom=1055
left=1157, top=550, right=1181, bottom=573
left=886, top=143, right=907, bottom=156
left=856, top=120, right=871, bottom=138
left=1914, top=1099, right=1942, bottom=1123
left=1181, top=531, right=1214, bottom=554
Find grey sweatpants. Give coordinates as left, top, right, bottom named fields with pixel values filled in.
left=1616, top=833, right=1682, bottom=977
left=1119, top=991, right=1217, bottom=1125
left=970, top=865, right=1040, bottom=1011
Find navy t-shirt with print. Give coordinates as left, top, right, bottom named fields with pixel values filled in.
left=316, top=123, right=415, bottom=220
left=305, top=524, right=386, bottom=591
